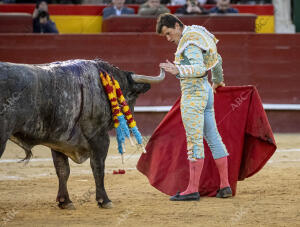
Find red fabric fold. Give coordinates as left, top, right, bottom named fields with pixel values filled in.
left=137, top=86, right=276, bottom=196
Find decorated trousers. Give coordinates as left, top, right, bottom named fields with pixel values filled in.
left=180, top=77, right=228, bottom=160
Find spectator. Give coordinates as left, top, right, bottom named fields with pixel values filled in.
left=56, top=0, right=82, bottom=3
left=138, top=0, right=170, bottom=16
left=132, top=0, right=147, bottom=4
left=209, top=0, right=239, bottom=13
left=33, top=0, right=49, bottom=20
left=175, top=0, right=209, bottom=15
left=102, top=0, right=135, bottom=19
left=33, top=11, right=59, bottom=33
left=170, top=0, right=216, bottom=6
left=198, top=0, right=217, bottom=4
left=170, top=0, right=185, bottom=6
left=232, top=0, right=272, bottom=4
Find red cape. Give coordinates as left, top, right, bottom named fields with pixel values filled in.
left=137, top=86, right=276, bottom=196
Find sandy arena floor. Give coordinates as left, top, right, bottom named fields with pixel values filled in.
left=0, top=133, right=300, bottom=227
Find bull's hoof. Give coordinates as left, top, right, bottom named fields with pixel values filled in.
left=98, top=201, right=113, bottom=209
left=58, top=202, right=76, bottom=210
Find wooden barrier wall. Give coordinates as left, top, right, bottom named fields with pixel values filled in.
left=102, top=14, right=257, bottom=33
left=0, top=33, right=299, bottom=132
left=0, top=13, right=32, bottom=33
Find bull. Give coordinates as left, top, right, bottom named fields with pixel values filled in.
left=0, top=59, right=165, bottom=209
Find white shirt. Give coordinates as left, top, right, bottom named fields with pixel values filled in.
left=171, top=0, right=206, bottom=5
left=114, top=6, right=122, bottom=16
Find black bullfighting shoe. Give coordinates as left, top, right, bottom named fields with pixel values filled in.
left=216, top=187, right=233, bottom=198
left=170, top=192, right=200, bottom=201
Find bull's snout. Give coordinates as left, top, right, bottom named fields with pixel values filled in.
left=142, top=83, right=151, bottom=93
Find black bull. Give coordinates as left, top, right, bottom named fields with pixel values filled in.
left=0, top=59, right=165, bottom=209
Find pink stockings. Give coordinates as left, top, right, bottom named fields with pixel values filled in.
left=180, top=159, right=204, bottom=195
left=214, top=156, right=230, bottom=189
left=180, top=156, right=230, bottom=196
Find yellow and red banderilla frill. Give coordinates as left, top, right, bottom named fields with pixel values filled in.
left=100, top=72, right=143, bottom=155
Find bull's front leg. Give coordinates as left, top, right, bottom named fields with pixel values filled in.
left=88, top=132, right=112, bottom=208
left=0, top=120, right=13, bottom=158
left=0, top=140, right=8, bottom=159
left=51, top=149, right=75, bottom=210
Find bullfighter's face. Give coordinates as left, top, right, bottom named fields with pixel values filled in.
left=161, top=22, right=183, bottom=45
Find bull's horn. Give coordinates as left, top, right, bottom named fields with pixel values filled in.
left=131, top=68, right=165, bottom=84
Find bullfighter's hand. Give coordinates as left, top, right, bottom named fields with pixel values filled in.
left=159, top=60, right=179, bottom=76
left=212, top=82, right=225, bottom=93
